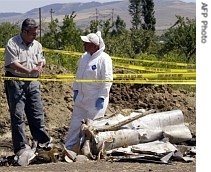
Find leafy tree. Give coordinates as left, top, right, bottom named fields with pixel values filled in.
left=100, top=18, right=113, bottom=38
left=59, top=12, right=82, bottom=51
left=130, top=28, right=153, bottom=55
left=0, top=22, right=20, bottom=47
left=89, top=20, right=99, bottom=33
left=141, top=0, right=156, bottom=32
left=111, top=15, right=127, bottom=36
left=128, top=0, right=156, bottom=55
left=129, top=0, right=156, bottom=31
left=160, top=16, right=196, bottom=63
left=106, top=31, right=134, bottom=58
left=42, top=19, right=62, bottom=49
left=129, top=0, right=142, bottom=29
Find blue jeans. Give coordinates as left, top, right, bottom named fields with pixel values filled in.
left=4, top=80, right=50, bottom=153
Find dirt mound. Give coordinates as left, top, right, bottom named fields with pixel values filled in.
left=110, top=83, right=196, bottom=132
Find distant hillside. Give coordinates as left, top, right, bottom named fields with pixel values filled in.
left=0, top=0, right=195, bottom=30
left=0, top=12, right=22, bottom=18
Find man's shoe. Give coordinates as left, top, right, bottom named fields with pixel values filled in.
left=62, top=144, right=77, bottom=162
left=16, top=145, right=36, bottom=166
left=38, top=137, right=53, bottom=150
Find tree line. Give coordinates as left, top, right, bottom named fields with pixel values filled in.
left=0, top=0, right=195, bottom=63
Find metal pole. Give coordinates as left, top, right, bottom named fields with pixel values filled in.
left=50, top=9, right=55, bottom=22
left=96, top=8, right=98, bottom=22
left=112, top=9, right=114, bottom=24
left=39, top=8, right=42, bottom=43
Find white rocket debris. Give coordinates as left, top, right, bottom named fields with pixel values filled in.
left=73, top=109, right=195, bottom=163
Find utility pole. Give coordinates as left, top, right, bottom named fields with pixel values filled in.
left=111, top=9, right=114, bottom=24
left=95, top=8, right=98, bottom=22
left=39, top=8, right=42, bottom=43
left=49, top=8, right=55, bottom=22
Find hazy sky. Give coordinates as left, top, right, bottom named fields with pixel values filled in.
left=0, top=0, right=196, bottom=13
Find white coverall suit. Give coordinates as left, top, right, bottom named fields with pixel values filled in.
left=65, top=34, right=113, bottom=150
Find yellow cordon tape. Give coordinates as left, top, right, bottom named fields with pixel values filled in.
left=43, top=48, right=196, bottom=67
left=0, top=76, right=196, bottom=85
left=44, top=49, right=196, bottom=68
left=111, top=56, right=196, bottom=67
left=39, top=73, right=195, bottom=79
left=2, top=48, right=195, bottom=68
left=113, top=63, right=196, bottom=73
left=43, top=48, right=71, bottom=53
left=0, top=48, right=196, bottom=70
left=113, top=73, right=195, bottom=79
left=0, top=60, right=196, bottom=73
left=0, top=48, right=196, bottom=82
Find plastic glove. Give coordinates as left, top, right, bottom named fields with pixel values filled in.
left=73, top=90, right=78, bottom=102
left=95, top=98, right=104, bottom=110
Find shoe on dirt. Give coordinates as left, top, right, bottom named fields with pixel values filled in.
left=16, top=145, right=36, bottom=166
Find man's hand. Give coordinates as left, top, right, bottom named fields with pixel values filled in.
left=29, top=66, right=43, bottom=74
left=37, top=62, right=44, bottom=71
left=31, top=61, right=45, bottom=73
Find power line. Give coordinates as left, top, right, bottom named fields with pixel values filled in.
left=90, top=8, right=115, bottom=22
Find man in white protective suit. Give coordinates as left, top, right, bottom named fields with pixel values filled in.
left=65, top=31, right=113, bottom=153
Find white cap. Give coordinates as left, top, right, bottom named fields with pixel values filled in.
left=80, top=33, right=100, bottom=46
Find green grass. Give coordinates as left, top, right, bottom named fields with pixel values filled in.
left=171, top=84, right=196, bottom=92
